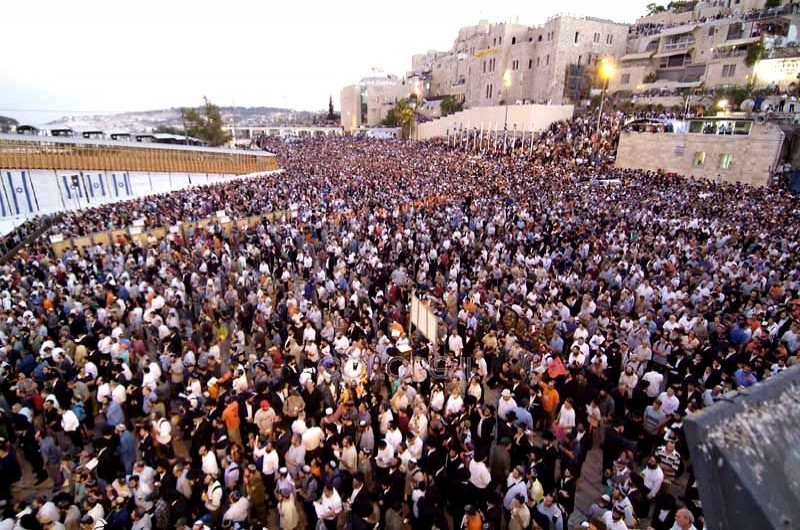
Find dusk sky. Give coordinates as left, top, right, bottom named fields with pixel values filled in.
left=2, top=0, right=647, bottom=124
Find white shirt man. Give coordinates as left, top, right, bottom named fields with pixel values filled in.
left=375, top=442, right=395, bottom=469
left=315, top=487, right=343, bottom=522
left=223, top=495, right=249, bottom=523
left=254, top=444, right=279, bottom=476
left=642, top=369, right=664, bottom=398
left=385, top=426, right=403, bottom=450
left=657, top=390, right=680, bottom=416
left=203, top=478, right=224, bottom=513
left=468, top=457, right=491, bottom=489
left=642, top=461, right=665, bottom=499
left=444, top=393, right=464, bottom=417
left=302, top=426, right=324, bottom=451
left=201, top=449, right=219, bottom=478
left=61, top=409, right=80, bottom=433
left=448, top=332, right=464, bottom=357
left=497, top=390, right=518, bottom=420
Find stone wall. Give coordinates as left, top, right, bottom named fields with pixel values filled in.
left=415, top=104, right=574, bottom=140
left=614, top=123, right=784, bottom=186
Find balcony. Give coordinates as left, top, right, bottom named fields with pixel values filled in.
left=712, top=49, right=748, bottom=60
left=662, top=39, right=696, bottom=52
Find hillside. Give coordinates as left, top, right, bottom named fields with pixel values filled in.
left=43, top=106, right=333, bottom=132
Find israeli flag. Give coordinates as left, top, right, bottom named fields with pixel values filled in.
left=5, top=171, right=36, bottom=215
left=110, top=172, right=133, bottom=198
left=85, top=173, right=107, bottom=199
left=0, top=182, right=9, bottom=217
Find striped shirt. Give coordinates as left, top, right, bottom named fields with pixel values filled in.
left=655, top=446, right=681, bottom=482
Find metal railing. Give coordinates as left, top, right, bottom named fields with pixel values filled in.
left=663, top=39, right=696, bottom=51
left=0, top=214, right=63, bottom=264
left=713, top=48, right=748, bottom=59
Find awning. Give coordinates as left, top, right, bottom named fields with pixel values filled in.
left=653, top=49, right=693, bottom=58
left=621, top=51, right=655, bottom=61
left=659, top=24, right=697, bottom=37
left=715, top=36, right=761, bottom=48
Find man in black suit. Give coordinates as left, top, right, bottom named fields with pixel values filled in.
left=474, top=405, right=495, bottom=454
left=346, top=472, right=373, bottom=530
left=571, top=423, right=593, bottom=476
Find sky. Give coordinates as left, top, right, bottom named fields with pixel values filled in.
left=1, top=0, right=646, bottom=124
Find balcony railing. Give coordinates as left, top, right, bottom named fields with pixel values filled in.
left=663, top=39, right=696, bottom=51
left=713, top=49, right=748, bottom=60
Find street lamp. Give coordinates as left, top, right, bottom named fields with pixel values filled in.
left=502, top=70, right=512, bottom=152
left=596, top=58, right=615, bottom=134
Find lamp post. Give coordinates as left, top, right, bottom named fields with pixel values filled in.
left=502, top=70, right=512, bottom=152
left=596, top=58, right=615, bottom=135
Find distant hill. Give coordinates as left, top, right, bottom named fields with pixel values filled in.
left=43, top=105, right=334, bottom=132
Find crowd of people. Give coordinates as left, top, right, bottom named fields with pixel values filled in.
left=0, top=109, right=796, bottom=530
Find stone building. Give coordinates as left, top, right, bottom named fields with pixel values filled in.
left=340, top=71, right=425, bottom=132
left=609, top=0, right=800, bottom=97
left=411, top=16, right=629, bottom=107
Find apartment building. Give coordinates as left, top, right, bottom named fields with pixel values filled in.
left=609, top=0, right=800, bottom=96
left=411, top=16, right=629, bottom=107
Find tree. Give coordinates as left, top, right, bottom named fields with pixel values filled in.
left=0, top=116, right=18, bottom=134
left=440, top=95, right=464, bottom=117
left=745, top=40, right=765, bottom=67
left=646, top=3, right=667, bottom=15
left=328, top=96, right=335, bottom=121
left=382, top=108, right=399, bottom=127
left=382, top=99, right=415, bottom=139
left=182, top=98, right=232, bottom=147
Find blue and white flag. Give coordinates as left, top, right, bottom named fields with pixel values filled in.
left=110, top=172, right=133, bottom=198
left=5, top=171, right=36, bottom=215
left=84, top=173, right=107, bottom=198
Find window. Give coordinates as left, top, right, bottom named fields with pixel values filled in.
left=593, top=32, right=600, bottom=43
left=693, top=152, right=706, bottom=167
left=578, top=55, right=582, bottom=65
left=499, top=37, right=502, bottom=44
left=538, top=35, right=543, bottom=42
left=529, top=59, right=533, bottom=69
left=719, top=153, right=734, bottom=169
left=722, top=64, right=737, bottom=78
left=483, top=61, right=486, bottom=73
left=512, top=37, right=516, bottom=45
left=606, top=34, right=613, bottom=44
left=486, top=84, right=494, bottom=99
left=493, top=38, right=497, bottom=46
left=546, top=54, right=550, bottom=66
left=575, top=32, right=580, bottom=43
left=708, top=26, right=715, bottom=36
left=537, top=57, right=541, bottom=67
left=621, top=73, right=630, bottom=85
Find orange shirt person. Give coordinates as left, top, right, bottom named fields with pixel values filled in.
left=540, top=380, right=560, bottom=427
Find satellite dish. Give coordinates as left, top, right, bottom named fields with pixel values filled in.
left=740, top=99, right=755, bottom=113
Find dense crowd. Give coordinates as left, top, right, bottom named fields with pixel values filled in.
left=0, top=110, right=797, bottom=530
